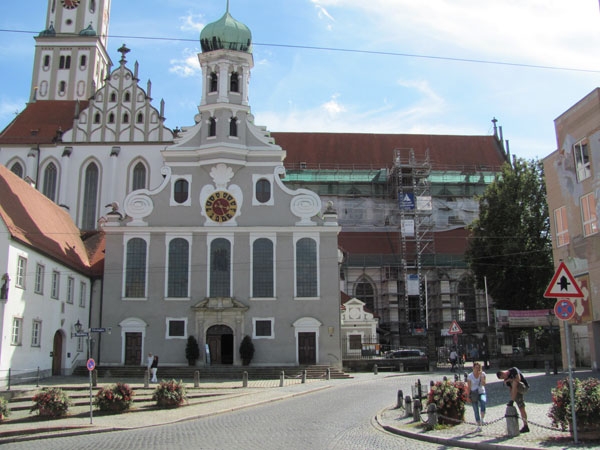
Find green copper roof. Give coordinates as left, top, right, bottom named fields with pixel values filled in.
left=200, top=6, right=252, bottom=54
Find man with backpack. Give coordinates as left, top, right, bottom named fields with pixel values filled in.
left=496, top=367, right=530, bottom=433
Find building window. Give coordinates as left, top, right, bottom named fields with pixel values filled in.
left=167, top=238, right=189, bottom=298
left=209, top=72, right=218, bottom=92
left=210, top=238, right=231, bottom=297
left=79, top=281, right=86, bottom=307
left=581, top=192, right=598, bottom=237
left=253, top=318, right=274, bottom=339
left=166, top=318, right=186, bottom=338
left=252, top=238, right=274, bottom=297
left=16, top=256, right=27, bottom=289
left=124, top=92, right=131, bottom=102
left=66, top=277, right=75, bottom=304
left=125, top=238, right=147, bottom=298
left=108, top=113, right=115, bottom=123
left=173, top=179, right=189, bottom=204
left=554, top=206, right=570, bottom=247
left=35, top=263, right=45, bottom=294
left=355, top=279, right=375, bottom=312
left=11, top=318, right=23, bottom=346
left=59, top=55, right=71, bottom=69
left=10, top=162, right=24, bottom=178
left=255, top=178, right=271, bottom=203
left=59, top=81, right=66, bottom=93
left=349, top=334, right=362, bottom=350
left=137, top=113, right=143, bottom=123
left=81, top=162, right=99, bottom=230
left=43, top=55, right=51, bottom=68
left=31, top=320, right=42, bottom=347
left=230, top=72, right=239, bottom=92
left=51, top=270, right=60, bottom=299
left=79, top=54, right=87, bottom=67
left=123, top=113, right=129, bottom=123
left=208, top=117, right=216, bottom=137
left=295, top=237, right=318, bottom=298
left=94, top=113, right=101, bottom=124
left=42, top=162, right=58, bottom=202
left=458, top=276, right=476, bottom=323
left=229, top=117, right=238, bottom=137
left=132, top=162, right=146, bottom=191
left=574, top=139, right=591, bottom=182
left=110, top=92, right=116, bottom=102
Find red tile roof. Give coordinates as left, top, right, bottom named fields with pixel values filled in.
left=0, top=165, right=94, bottom=274
left=0, top=101, right=87, bottom=145
left=271, top=132, right=508, bottom=171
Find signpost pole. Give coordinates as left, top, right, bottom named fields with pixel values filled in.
left=88, top=332, right=93, bottom=425
left=564, top=321, right=577, bottom=444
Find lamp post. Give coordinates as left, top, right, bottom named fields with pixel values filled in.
left=547, top=311, right=558, bottom=375
left=73, top=320, right=93, bottom=423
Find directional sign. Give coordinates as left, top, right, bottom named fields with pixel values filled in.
left=448, top=320, right=463, bottom=335
left=74, top=332, right=89, bottom=337
left=86, top=358, right=96, bottom=371
left=544, top=261, right=584, bottom=298
left=554, top=299, right=576, bottom=321
left=90, top=328, right=106, bottom=333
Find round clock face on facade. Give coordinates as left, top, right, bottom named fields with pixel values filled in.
left=61, top=0, right=81, bottom=9
left=205, top=191, right=238, bottom=222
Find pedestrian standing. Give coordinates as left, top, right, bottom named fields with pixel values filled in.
left=496, top=367, right=530, bottom=433
left=147, top=352, right=153, bottom=374
left=151, top=355, right=159, bottom=382
left=467, top=361, right=486, bottom=431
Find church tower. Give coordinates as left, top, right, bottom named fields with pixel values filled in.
left=30, top=0, right=112, bottom=102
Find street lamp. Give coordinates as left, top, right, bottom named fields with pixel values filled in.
left=547, top=311, right=558, bottom=375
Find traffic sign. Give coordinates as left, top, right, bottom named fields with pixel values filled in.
left=448, top=320, right=463, bottom=335
left=86, top=358, right=96, bottom=371
left=544, top=262, right=584, bottom=298
left=554, top=299, right=576, bottom=321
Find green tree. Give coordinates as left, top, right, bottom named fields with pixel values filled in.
left=466, top=158, right=553, bottom=310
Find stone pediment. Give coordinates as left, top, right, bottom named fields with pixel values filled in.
left=192, top=297, right=248, bottom=312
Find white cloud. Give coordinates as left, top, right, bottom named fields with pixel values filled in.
left=179, top=12, right=205, bottom=33
left=169, top=50, right=200, bottom=77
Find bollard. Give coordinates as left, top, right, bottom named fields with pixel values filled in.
left=545, top=361, right=550, bottom=376
left=144, top=369, right=149, bottom=388
left=405, top=396, right=413, bottom=418
left=280, top=371, right=285, bottom=387
left=417, top=379, right=422, bottom=399
left=413, top=399, right=422, bottom=423
left=396, top=389, right=404, bottom=409
left=374, top=364, right=379, bottom=375
left=92, top=370, right=98, bottom=387
left=194, top=370, right=200, bottom=388
left=505, top=403, right=520, bottom=437
left=36, top=366, right=40, bottom=387
left=326, top=368, right=330, bottom=380
left=243, top=371, right=248, bottom=388
left=302, top=370, right=307, bottom=384
left=398, top=362, right=404, bottom=372
left=426, top=403, right=438, bottom=428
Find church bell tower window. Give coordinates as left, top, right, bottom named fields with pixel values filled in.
left=209, top=72, right=218, bottom=92
left=230, top=72, right=239, bottom=93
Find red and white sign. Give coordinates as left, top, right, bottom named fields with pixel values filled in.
left=544, top=261, right=584, bottom=298
left=554, top=299, right=576, bottom=321
left=448, top=320, right=463, bottom=335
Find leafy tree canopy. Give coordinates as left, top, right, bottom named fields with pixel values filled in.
left=466, top=158, right=553, bottom=310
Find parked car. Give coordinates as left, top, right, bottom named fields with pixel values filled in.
left=384, top=349, right=430, bottom=371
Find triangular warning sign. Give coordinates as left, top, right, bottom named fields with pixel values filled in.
left=544, top=261, right=584, bottom=298
left=448, top=320, right=462, bottom=335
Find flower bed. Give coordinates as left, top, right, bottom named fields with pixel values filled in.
left=30, top=387, right=71, bottom=418
left=94, top=382, right=135, bottom=413
left=152, top=379, right=187, bottom=409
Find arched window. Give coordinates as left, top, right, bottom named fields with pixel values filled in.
left=59, top=81, right=66, bottom=93
left=123, top=113, right=129, bottom=123
left=10, top=162, right=23, bottom=178
left=229, top=117, right=237, bottom=137
left=210, top=238, right=231, bottom=297
left=255, top=179, right=271, bottom=203
left=59, top=55, right=65, bottom=69
left=65, top=56, right=71, bottom=69
left=458, top=276, right=476, bottom=323
left=110, top=92, right=116, bottom=102
left=80, top=55, right=87, bottom=67
left=125, top=238, right=147, bottom=298
left=173, top=179, right=188, bottom=204
left=296, top=237, right=317, bottom=297
left=81, top=162, right=99, bottom=230
left=230, top=72, right=239, bottom=92
left=43, top=55, right=51, bottom=68
left=42, top=162, right=58, bottom=202
left=355, top=279, right=375, bottom=312
left=252, top=238, right=274, bottom=297
left=132, top=162, right=146, bottom=190
left=209, top=117, right=216, bottom=137
left=136, top=113, right=143, bottom=123
left=124, top=92, right=131, bottom=102
left=108, top=113, right=115, bottom=123
left=168, top=238, right=189, bottom=298
left=209, top=72, right=218, bottom=92
left=94, top=113, right=101, bottom=124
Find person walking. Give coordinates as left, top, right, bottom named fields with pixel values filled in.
left=467, top=361, right=486, bottom=431
left=496, top=367, right=530, bottom=433
left=147, top=352, right=153, bottom=374
left=449, top=348, right=458, bottom=372
left=150, top=355, right=159, bottom=382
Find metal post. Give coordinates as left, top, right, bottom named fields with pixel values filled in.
left=373, top=364, right=378, bottom=375
left=302, top=370, right=306, bottom=384
left=280, top=371, right=284, bottom=387
left=242, top=371, right=248, bottom=388
left=194, top=370, right=200, bottom=388
left=565, top=321, right=578, bottom=444
left=326, top=368, right=330, bottom=380
left=88, top=331, right=93, bottom=424
left=36, top=366, right=40, bottom=387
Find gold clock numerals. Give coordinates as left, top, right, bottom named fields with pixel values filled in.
left=205, top=191, right=237, bottom=223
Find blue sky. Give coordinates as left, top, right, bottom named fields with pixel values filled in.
left=1, top=0, right=599, bottom=160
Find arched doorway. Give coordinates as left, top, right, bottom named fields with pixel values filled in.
left=206, top=325, right=234, bottom=365
left=52, top=330, right=63, bottom=375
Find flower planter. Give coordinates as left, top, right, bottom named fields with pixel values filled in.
left=570, top=425, right=600, bottom=441
left=438, top=405, right=464, bottom=425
